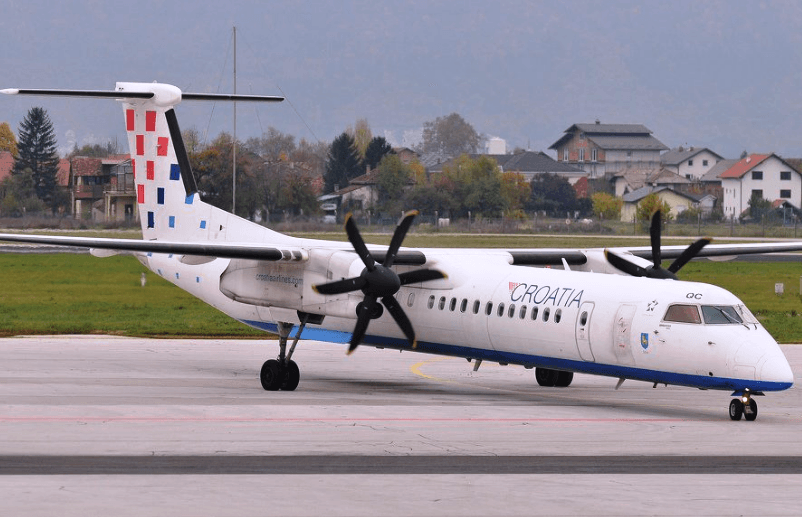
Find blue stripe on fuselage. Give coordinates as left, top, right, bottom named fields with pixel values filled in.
left=240, top=319, right=792, bottom=394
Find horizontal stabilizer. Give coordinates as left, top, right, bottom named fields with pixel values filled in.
left=2, top=88, right=283, bottom=103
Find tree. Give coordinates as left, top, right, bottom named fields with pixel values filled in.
left=420, top=113, right=481, bottom=159
left=450, top=155, right=505, bottom=218
left=527, top=173, right=578, bottom=216
left=375, top=154, right=411, bottom=214
left=636, top=193, right=673, bottom=226
left=591, top=192, right=623, bottom=220
left=364, top=136, right=393, bottom=171
left=323, top=132, right=362, bottom=194
left=500, top=172, right=530, bottom=214
left=0, top=122, right=17, bottom=156
left=746, top=191, right=772, bottom=222
left=347, top=118, right=372, bottom=159
left=13, top=107, right=60, bottom=210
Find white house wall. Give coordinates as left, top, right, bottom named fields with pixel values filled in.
left=673, top=151, right=721, bottom=180
left=721, top=156, right=801, bottom=218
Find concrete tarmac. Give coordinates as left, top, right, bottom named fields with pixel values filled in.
left=1, top=335, right=801, bottom=516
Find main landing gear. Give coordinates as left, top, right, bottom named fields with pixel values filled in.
left=260, top=319, right=307, bottom=392
left=729, top=389, right=759, bottom=421
left=535, top=367, right=574, bottom=387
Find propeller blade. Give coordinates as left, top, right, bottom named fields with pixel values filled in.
left=650, top=211, right=662, bottom=269
left=313, top=276, right=366, bottom=295
left=383, top=210, right=418, bottom=268
left=398, top=268, right=447, bottom=286
left=348, top=295, right=377, bottom=354
left=605, top=249, right=650, bottom=277
left=382, top=295, right=416, bottom=347
left=668, top=238, right=712, bottom=274
left=345, top=213, right=375, bottom=272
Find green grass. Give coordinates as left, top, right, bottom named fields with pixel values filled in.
left=1, top=246, right=801, bottom=342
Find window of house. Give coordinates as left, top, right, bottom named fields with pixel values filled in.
left=626, top=151, right=633, bottom=158
left=563, top=149, right=569, bottom=162
left=688, top=160, right=694, bottom=166
left=703, top=159, right=709, bottom=166
left=579, top=132, right=585, bottom=140
left=781, top=171, right=792, bottom=180
left=591, top=148, right=598, bottom=162
left=781, top=189, right=792, bottom=199
left=578, top=149, right=585, bottom=162
left=752, top=171, right=763, bottom=180
left=752, top=189, right=763, bottom=200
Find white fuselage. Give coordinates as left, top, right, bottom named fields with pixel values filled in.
left=142, top=245, right=794, bottom=394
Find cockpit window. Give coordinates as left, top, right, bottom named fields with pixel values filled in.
left=701, top=305, right=744, bottom=325
left=663, top=304, right=702, bottom=324
left=735, top=304, right=759, bottom=325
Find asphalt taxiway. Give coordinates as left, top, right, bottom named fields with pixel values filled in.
left=1, top=335, right=801, bottom=516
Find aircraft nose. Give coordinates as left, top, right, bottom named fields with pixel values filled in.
left=759, top=349, right=795, bottom=387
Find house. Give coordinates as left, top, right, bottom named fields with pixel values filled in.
left=611, top=166, right=690, bottom=197
left=428, top=151, right=585, bottom=184
left=0, top=151, right=13, bottom=182
left=70, top=154, right=135, bottom=221
left=621, top=186, right=705, bottom=222
left=661, top=147, right=724, bottom=180
left=0, top=151, right=69, bottom=186
left=707, top=154, right=802, bottom=219
left=548, top=121, right=668, bottom=178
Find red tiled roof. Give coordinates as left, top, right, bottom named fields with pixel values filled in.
left=719, top=154, right=770, bottom=179
left=0, top=151, right=13, bottom=182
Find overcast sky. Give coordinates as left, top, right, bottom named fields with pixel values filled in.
left=3, top=0, right=802, bottom=159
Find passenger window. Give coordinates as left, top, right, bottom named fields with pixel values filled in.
left=664, top=304, right=701, bottom=324
left=439, top=296, right=446, bottom=310
left=508, top=304, right=516, bottom=318
left=531, top=307, right=539, bottom=320
left=554, top=309, right=562, bottom=323
left=579, top=311, right=588, bottom=326
left=460, top=299, right=468, bottom=313
left=497, top=303, right=505, bottom=317
left=407, top=293, right=415, bottom=307
left=473, top=300, right=480, bottom=314
left=449, top=297, right=457, bottom=311
left=519, top=305, right=527, bottom=319
left=428, top=295, right=435, bottom=309
left=543, top=307, right=551, bottom=322
left=486, top=302, right=493, bottom=316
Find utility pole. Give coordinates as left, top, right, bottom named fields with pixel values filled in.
left=232, top=26, right=237, bottom=214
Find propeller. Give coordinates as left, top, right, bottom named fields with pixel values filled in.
left=313, top=210, right=446, bottom=354
left=605, top=211, right=711, bottom=280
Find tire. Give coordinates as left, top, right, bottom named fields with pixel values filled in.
left=260, top=359, right=283, bottom=391
left=535, top=367, right=558, bottom=387
left=281, top=360, right=300, bottom=391
left=729, top=399, right=744, bottom=421
left=744, top=399, right=758, bottom=421
left=554, top=371, right=574, bottom=388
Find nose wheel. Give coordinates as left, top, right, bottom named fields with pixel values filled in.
left=729, top=390, right=758, bottom=421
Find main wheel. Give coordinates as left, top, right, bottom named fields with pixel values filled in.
left=535, top=367, right=558, bottom=387
left=554, top=371, right=574, bottom=388
left=744, top=399, right=758, bottom=421
left=281, top=360, right=300, bottom=391
left=729, top=399, right=744, bottom=421
left=260, top=359, right=283, bottom=391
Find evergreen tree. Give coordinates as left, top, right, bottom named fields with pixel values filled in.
left=13, top=107, right=60, bottom=208
left=364, top=136, right=394, bottom=171
left=323, top=132, right=362, bottom=194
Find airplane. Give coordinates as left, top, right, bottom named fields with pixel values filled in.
left=0, top=82, right=797, bottom=421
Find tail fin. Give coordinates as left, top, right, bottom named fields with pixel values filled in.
left=117, top=82, right=283, bottom=242
left=3, top=83, right=286, bottom=244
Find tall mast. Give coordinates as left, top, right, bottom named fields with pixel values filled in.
left=232, top=26, right=237, bottom=214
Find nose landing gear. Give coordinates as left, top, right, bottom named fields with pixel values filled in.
left=729, top=389, right=759, bottom=421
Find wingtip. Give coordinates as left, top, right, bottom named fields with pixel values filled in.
left=1, top=88, right=19, bottom=95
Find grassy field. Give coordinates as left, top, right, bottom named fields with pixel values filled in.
left=1, top=236, right=802, bottom=341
